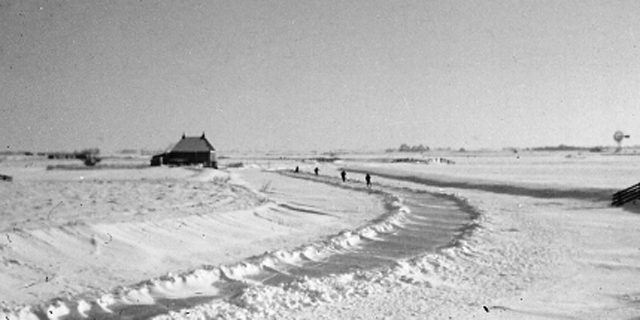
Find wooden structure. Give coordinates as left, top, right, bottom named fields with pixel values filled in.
left=151, top=133, right=217, bottom=168
left=612, top=182, right=640, bottom=206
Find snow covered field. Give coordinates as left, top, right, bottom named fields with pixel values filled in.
left=1, top=152, right=640, bottom=319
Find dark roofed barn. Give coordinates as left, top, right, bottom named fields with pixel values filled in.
left=151, top=133, right=217, bottom=168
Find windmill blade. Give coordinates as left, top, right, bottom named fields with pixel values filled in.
left=614, top=130, right=625, bottom=142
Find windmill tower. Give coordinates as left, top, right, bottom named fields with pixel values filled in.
left=613, top=130, right=630, bottom=153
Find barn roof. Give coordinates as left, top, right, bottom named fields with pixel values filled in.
left=170, top=133, right=215, bottom=153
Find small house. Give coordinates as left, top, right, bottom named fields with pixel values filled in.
left=151, top=133, right=217, bottom=168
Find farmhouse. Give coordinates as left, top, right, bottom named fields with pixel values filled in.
left=151, top=133, right=217, bottom=168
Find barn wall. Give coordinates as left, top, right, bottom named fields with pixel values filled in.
left=166, top=152, right=215, bottom=167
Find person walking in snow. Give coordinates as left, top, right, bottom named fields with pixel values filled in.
left=365, top=173, right=371, bottom=188
left=341, top=170, right=347, bottom=182
left=314, top=167, right=319, bottom=175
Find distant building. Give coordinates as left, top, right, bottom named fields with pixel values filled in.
left=47, top=149, right=99, bottom=160
left=151, top=133, right=217, bottom=168
left=47, top=153, right=76, bottom=160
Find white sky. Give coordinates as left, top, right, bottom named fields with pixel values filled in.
left=1, top=0, right=639, bottom=152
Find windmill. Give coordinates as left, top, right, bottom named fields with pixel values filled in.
left=613, top=130, right=630, bottom=153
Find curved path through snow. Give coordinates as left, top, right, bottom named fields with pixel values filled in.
left=2, top=168, right=478, bottom=320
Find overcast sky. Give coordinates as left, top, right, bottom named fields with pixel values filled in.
left=1, top=0, right=639, bottom=152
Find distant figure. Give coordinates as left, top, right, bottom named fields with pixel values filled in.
left=314, top=167, right=319, bottom=175
left=294, top=166, right=299, bottom=173
left=365, top=173, right=371, bottom=188
left=341, top=170, right=347, bottom=182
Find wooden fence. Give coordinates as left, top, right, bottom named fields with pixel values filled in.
left=612, top=182, right=640, bottom=206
